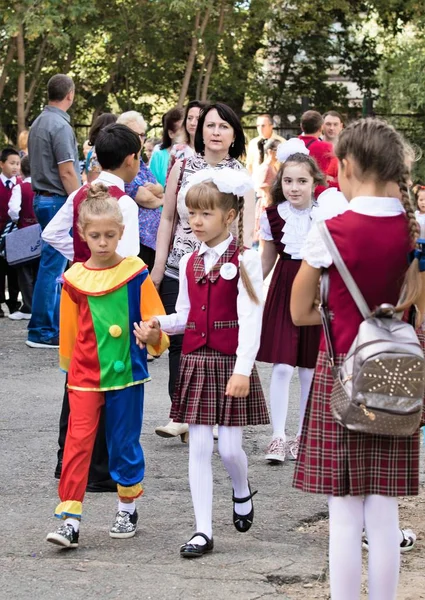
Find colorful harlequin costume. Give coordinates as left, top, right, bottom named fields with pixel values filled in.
left=55, top=256, right=169, bottom=520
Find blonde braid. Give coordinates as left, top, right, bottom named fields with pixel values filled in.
left=399, top=175, right=419, bottom=243
left=237, top=195, right=260, bottom=305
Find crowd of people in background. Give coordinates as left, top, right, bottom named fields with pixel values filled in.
left=1, top=73, right=424, bottom=600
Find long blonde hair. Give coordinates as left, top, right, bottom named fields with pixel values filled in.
left=186, top=181, right=260, bottom=304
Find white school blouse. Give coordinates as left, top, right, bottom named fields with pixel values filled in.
left=157, top=234, right=263, bottom=377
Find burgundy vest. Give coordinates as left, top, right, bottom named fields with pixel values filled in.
left=18, top=181, right=37, bottom=229
left=182, top=238, right=240, bottom=356
left=0, top=177, right=21, bottom=232
left=265, top=204, right=292, bottom=260
left=73, top=183, right=126, bottom=263
left=324, top=211, right=411, bottom=355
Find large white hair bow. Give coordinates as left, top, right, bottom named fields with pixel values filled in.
left=185, top=167, right=254, bottom=197
left=276, top=138, right=310, bottom=163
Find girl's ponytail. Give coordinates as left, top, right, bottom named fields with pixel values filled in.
left=237, top=196, right=260, bottom=305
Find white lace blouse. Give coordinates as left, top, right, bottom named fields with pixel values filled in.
left=260, top=201, right=313, bottom=259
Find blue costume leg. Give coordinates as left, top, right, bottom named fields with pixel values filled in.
left=105, top=384, right=145, bottom=499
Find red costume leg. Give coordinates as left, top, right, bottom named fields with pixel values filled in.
left=55, top=390, right=104, bottom=519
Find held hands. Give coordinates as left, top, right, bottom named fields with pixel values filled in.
left=133, top=318, right=161, bottom=349
left=226, top=374, right=250, bottom=398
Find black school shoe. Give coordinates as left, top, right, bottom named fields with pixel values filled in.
left=180, top=532, right=214, bottom=558
left=233, top=482, right=257, bottom=533
left=109, top=509, right=138, bottom=538
left=46, top=523, right=79, bottom=548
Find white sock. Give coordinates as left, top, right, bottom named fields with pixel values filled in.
left=269, top=363, right=294, bottom=442
left=218, top=426, right=251, bottom=517
left=188, top=424, right=214, bottom=545
left=118, top=501, right=135, bottom=514
left=328, top=495, right=364, bottom=600
left=364, top=495, right=400, bottom=600
left=64, top=518, right=80, bottom=532
left=296, top=367, right=315, bottom=438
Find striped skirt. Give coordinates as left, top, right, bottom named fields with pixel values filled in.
left=170, top=346, right=269, bottom=427
left=293, top=351, right=422, bottom=497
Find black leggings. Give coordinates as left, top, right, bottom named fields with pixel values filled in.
left=160, top=275, right=184, bottom=400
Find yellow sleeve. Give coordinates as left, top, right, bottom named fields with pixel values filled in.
left=59, top=285, right=79, bottom=372
left=140, top=274, right=170, bottom=357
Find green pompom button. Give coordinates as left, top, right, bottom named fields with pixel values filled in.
left=113, top=360, right=125, bottom=373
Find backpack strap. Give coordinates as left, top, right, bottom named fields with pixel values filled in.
left=317, top=220, right=371, bottom=320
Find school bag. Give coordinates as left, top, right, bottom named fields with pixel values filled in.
left=318, top=220, right=424, bottom=436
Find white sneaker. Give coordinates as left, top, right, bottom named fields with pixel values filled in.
left=8, top=311, right=31, bottom=320
left=265, top=437, right=286, bottom=463
left=155, top=420, right=189, bottom=443
left=286, top=437, right=300, bottom=461
left=363, top=528, right=417, bottom=553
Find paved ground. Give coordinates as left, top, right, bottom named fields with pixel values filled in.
left=1, top=316, right=423, bottom=599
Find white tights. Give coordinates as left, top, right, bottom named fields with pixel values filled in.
left=270, top=363, right=314, bottom=441
left=328, top=495, right=400, bottom=600
left=188, top=424, right=250, bottom=544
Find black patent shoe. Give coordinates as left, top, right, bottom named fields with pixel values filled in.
left=180, top=532, right=214, bottom=558
left=232, top=482, right=257, bottom=533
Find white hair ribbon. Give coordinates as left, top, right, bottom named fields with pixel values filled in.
left=276, top=138, right=310, bottom=163
left=184, top=167, right=254, bottom=197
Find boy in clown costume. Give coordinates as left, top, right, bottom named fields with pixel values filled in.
left=46, top=183, right=169, bottom=549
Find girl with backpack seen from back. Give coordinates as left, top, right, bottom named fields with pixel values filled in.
left=290, top=118, right=424, bottom=600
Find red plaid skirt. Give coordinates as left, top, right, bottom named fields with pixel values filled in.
left=170, top=347, right=269, bottom=426
left=293, top=351, right=422, bottom=497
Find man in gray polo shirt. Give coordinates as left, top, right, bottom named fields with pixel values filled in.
left=27, top=74, right=81, bottom=348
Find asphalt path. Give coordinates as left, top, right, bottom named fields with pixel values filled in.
left=1, top=317, right=334, bottom=600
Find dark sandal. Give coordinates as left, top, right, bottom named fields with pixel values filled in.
left=180, top=532, right=214, bottom=558
left=232, top=482, right=257, bottom=533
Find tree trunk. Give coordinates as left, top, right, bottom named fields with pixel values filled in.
left=16, top=25, right=26, bottom=134
left=195, top=53, right=209, bottom=100
left=0, top=37, right=17, bottom=102
left=201, top=1, right=226, bottom=101
left=178, top=6, right=211, bottom=107
left=25, top=36, right=49, bottom=119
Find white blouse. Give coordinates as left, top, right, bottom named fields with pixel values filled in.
left=158, top=234, right=263, bottom=377
left=302, top=196, right=405, bottom=269
left=259, top=201, right=313, bottom=259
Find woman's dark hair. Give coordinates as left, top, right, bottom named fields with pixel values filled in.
left=96, top=123, right=141, bottom=171
left=182, top=100, right=207, bottom=141
left=160, top=107, right=184, bottom=150
left=89, top=113, right=118, bottom=146
left=195, top=102, right=246, bottom=160
left=270, top=153, right=325, bottom=206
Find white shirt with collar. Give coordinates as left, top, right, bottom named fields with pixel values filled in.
left=302, top=196, right=405, bottom=269
left=1, top=173, right=17, bottom=188
left=8, top=177, right=31, bottom=222
left=158, top=233, right=264, bottom=377
left=41, top=171, right=139, bottom=261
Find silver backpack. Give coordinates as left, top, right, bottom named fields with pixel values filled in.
left=318, top=220, right=424, bottom=436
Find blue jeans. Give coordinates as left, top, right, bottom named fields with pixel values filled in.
left=28, top=195, right=68, bottom=343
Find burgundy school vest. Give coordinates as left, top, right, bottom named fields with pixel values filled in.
left=18, top=181, right=37, bottom=229
left=73, top=183, right=126, bottom=263
left=265, top=204, right=292, bottom=260
left=0, top=177, right=22, bottom=232
left=182, top=238, right=240, bottom=356
left=323, top=210, right=411, bottom=355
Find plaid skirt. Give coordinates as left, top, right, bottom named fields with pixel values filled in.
left=293, top=351, right=422, bottom=497
left=170, top=346, right=269, bottom=426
